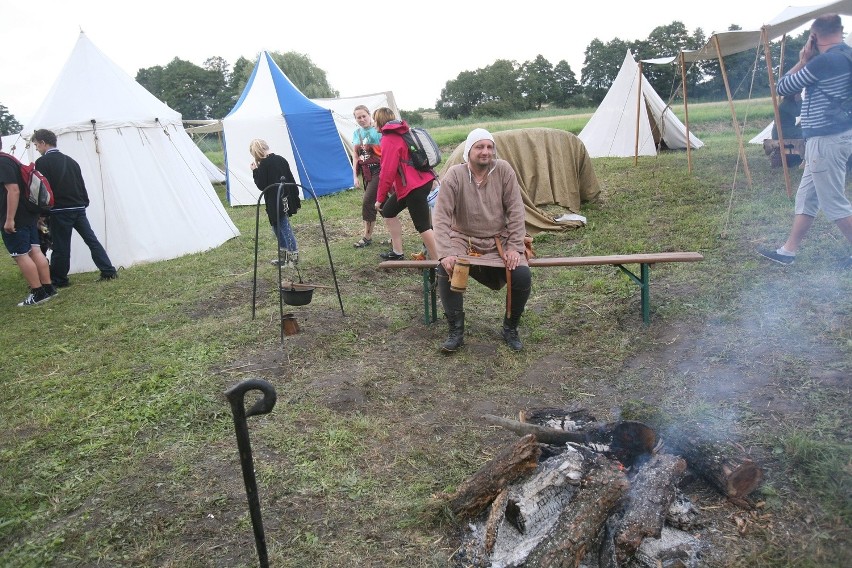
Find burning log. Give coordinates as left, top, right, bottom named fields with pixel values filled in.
left=673, top=436, right=763, bottom=505
left=613, top=452, right=687, bottom=564
left=620, top=404, right=764, bottom=503
left=440, top=434, right=540, bottom=521
left=482, top=414, right=657, bottom=467
left=523, top=453, right=630, bottom=568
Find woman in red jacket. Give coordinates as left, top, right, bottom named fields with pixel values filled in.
left=372, top=107, right=438, bottom=261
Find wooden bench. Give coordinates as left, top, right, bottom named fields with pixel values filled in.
left=378, top=252, right=704, bottom=326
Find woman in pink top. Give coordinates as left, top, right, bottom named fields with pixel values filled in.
left=372, top=107, right=438, bottom=261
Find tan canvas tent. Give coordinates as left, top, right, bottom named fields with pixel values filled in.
left=440, top=128, right=600, bottom=235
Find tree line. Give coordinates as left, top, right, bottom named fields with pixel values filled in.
left=1, top=20, right=807, bottom=134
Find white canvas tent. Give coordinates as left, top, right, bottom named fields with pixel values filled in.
left=190, top=142, right=226, bottom=183
left=579, top=50, right=703, bottom=158
left=0, top=132, right=27, bottom=160
left=310, top=91, right=401, bottom=154
left=222, top=52, right=353, bottom=206
left=20, top=32, right=240, bottom=275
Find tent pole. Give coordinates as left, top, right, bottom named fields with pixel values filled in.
left=714, top=35, right=752, bottom=188
left=635, top=60, right=642, bottom=166
left=764, top=28, right=793, bottom=198
left=680, top=52, right=693, bottom=174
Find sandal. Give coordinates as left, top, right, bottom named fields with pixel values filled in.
left=354, top=237, right=373, bottom=248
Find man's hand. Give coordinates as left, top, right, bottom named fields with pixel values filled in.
left=441, top=255, right=458, bottom=276
left=503, top=249, right=522, bottom=270
left=800, top=34, right=818, bottom=65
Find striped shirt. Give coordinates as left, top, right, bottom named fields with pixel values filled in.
left=777, top=44, right=852, bottom=137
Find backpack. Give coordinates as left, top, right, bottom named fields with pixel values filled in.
left=401, top=127, right=441, bottom=172
left=0, top=152, right=55, bottom=214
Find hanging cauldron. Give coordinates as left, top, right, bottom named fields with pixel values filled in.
left=280, top=281, right=333, bottom=306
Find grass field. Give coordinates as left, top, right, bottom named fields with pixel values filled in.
left=1, top=102, right=849, bottom=567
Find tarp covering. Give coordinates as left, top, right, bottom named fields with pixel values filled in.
left=440, top=128, right=600, bottom=235
left=579, top=51, right=703, bottom=158
left=648, top=0, right=852, bottom=64
left=222, top=52, right=353, bottom=205
left=20, top=32, right=239, bottom=275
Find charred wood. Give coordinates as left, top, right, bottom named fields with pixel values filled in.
left=440, top=434, right=540, bottom=521
left=613, top=453, right=687, bottom=564
left=483, top=414, right=657, bottom=467
left=524, top=453, right=630, bottom=568
left=620, top=404, right=764, bottom=501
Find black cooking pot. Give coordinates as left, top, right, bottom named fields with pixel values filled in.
left=281, top=285, right=314, bottom=306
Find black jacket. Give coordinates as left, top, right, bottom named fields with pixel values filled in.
left=34, top=149, right=89, bottom=210
left=252, top=153, right=300, bottom=224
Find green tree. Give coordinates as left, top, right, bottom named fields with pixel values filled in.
left=136, top=58, right=223, bottom=119
left=549, top=60, right=581, bottom=107
left=519, top=55, right=554, bottom=110
left=581, top=38, right=632, bottom=103
left=475, top=59, right=524, bottom=117
left=0, top=104, right=23, bottom=136
left=436, top=70, right=481, bottom=119
left=637, top=21, right=695, bottom=102
left=231, top=51, right=338, bottom=99
left=203, top=56, right=237, bottom=118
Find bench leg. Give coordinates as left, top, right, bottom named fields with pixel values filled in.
left=420, top=268, right=438, bottom=324
left=430, top=268, right=437, bottom=323
left=615, top=263, right=651, bottom=325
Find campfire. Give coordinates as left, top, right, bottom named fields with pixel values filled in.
left=440, top=408, right=764, bottom=568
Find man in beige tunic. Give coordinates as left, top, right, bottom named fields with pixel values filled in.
left=432, top=128, right=532, bottom=352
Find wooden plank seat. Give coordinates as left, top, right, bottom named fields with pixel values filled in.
left=378, top=252, right=704, bottom=326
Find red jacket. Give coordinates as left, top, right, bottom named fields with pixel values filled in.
left=375, top=120, right=435, bottom=204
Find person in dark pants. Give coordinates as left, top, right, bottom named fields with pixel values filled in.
left=31, top=129, right=117, bottom=286
left=432, top=128, right=532, bottom=352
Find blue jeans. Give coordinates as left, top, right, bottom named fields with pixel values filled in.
left=273, top=215, right=297, bottom=252
left=49, top=209, right=116, bottom=285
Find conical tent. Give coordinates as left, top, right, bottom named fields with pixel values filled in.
left=222, top=52, right=353, bottom=206
left=579, top=50, right=703, bottom=158
left=21, top=32, right=240, bottom=275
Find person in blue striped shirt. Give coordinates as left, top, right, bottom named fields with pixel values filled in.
left=758, top=13, right=852, bottom=270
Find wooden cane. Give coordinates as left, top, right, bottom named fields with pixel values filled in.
left=494, top=236, right=511, bottom=318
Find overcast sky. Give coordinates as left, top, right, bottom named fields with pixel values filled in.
left=1, top=1, right=840, bottom=125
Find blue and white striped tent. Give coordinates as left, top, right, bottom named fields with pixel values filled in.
left=222, top=52, right=353, bottom=206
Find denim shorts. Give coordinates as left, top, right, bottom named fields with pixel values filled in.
left=2, top=221, right=39, bottom=256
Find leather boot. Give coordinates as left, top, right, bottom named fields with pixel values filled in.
left=501, top=314, right=522, bottom=351
left=441, top=311, right=465, bottom=353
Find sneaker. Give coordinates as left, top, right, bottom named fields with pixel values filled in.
left=53, top=280, right=70, bottom=288
left=379, top=250, right=404, bottom=261
left=18, top=288, right=52, bottom=307
left=98, top=272, right=118, bottom=281
left=757, top=248, right=795, bottom=265
left=44, top=284, right=58, bottom=298
left=288, top=251, right=299, bottom=265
